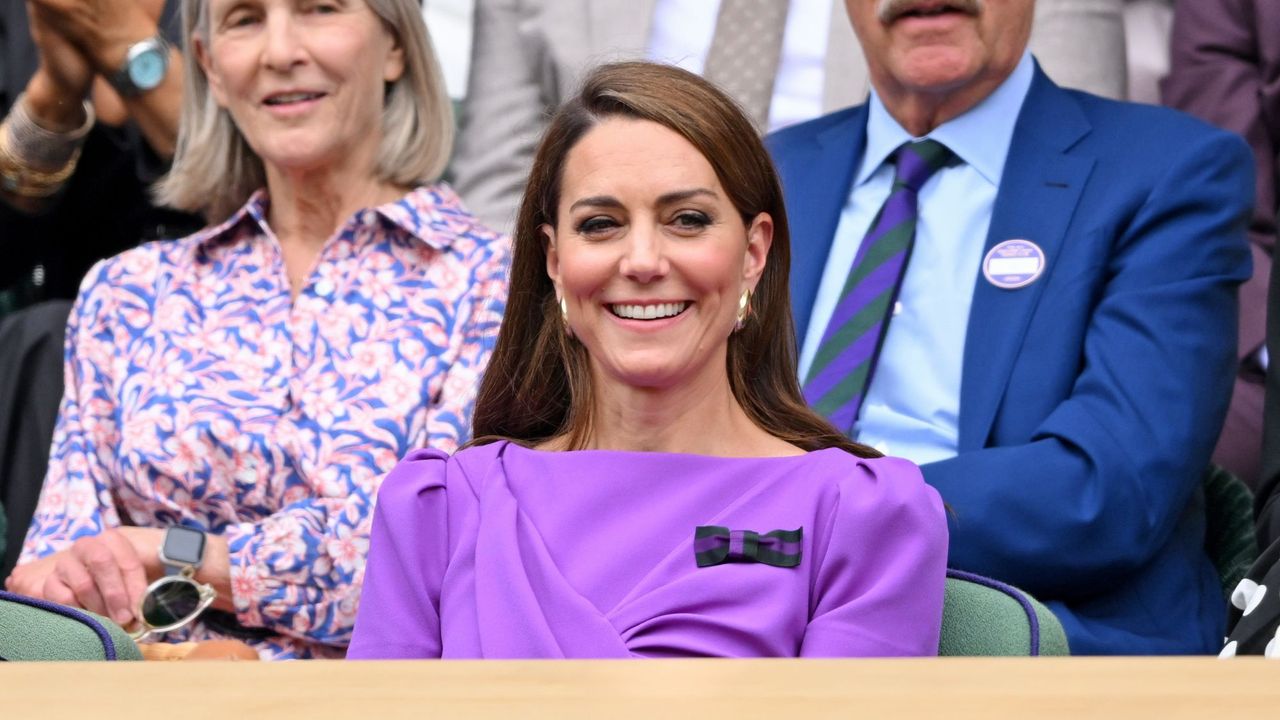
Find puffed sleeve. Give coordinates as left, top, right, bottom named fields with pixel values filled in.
left=347, top=449, right=450, bottom=659
left=800, top=456, right=948, bottom=657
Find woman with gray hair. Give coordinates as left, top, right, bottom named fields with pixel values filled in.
left=4, top=0, right=508, bottom=659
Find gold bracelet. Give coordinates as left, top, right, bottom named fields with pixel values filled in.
left=0, top=123, right=82, bottom=198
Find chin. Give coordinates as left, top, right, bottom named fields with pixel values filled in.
left=893, top=46, right=981, bottom=91
left=257, top=139, right=336, bottom=174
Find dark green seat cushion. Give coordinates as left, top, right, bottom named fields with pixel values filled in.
left=940, top=569, right=1069, bottom=656
left=0, top=591, right=142, bottom=661
left=1203, top=464, right=1258, bottom=598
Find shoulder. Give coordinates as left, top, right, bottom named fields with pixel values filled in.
left=1059, top=88, right=1252, bottom=174
left=765, top=105, right=866, bottom=155
left=397, top=184, right=512, bottom=259
left=70, top=230, right=211, bottom=325
left=804, top=450, right=945, bottom=529
left=378, top=441, right=510, bottom=502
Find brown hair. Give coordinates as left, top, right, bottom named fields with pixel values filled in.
left=471, top=61, right=877, bottom=459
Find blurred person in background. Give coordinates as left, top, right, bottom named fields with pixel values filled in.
left=451, top=0, right=1129, bottom=235
left=1164, top=0, right=1280, bottom=492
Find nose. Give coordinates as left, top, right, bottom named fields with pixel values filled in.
left=262, top=10, right=306, bottom=72
left=619, top=223, right=670, bottom=284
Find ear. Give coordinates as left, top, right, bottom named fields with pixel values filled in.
left=542, top=224, right=563, bottom=297
left=743, top=212, right=773, bottom=290
left=194, top=36, right=228, bottom=108
left=383, top=29, right=406, bottom=84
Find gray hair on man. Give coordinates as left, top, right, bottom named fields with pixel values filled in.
left=877, top=0, right=984, bottom=23
left=157, top=0, right=454, bottom=222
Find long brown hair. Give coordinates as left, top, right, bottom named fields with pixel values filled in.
left=471, top=61, right=876, bottom=459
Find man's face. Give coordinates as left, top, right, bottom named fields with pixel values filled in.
left=847, top=0, right=1034, bottom=98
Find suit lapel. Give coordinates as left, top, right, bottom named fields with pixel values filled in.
left=785, top=107, right=867, bottom=342
left=957, top=69, right=1095, bottom=451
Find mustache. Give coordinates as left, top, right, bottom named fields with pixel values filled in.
left=876, top=0, right=984, bottom=23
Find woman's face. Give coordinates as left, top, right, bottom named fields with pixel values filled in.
left=198, top=0, right=405, bottom=176
left=545, top=117, right=771, bottom=394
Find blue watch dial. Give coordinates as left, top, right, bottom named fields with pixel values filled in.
left=128, top=48, right=167, bottom=91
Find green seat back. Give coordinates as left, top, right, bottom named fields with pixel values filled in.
left=940, top=569, right=1069, bottom=656
left=1203, top=464, right=1258, bottom=598
left=0, top=591, right=142, bottom=661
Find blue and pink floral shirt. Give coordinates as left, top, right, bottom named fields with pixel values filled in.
left=19, top=184, right=509, bottom=659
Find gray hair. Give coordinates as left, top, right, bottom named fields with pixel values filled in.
left=877, top=0, right=984, bottom=22
left=156, top=0, right=453, bottom=222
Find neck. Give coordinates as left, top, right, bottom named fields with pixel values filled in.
left=872, top=68, right=1011, bottom=138
left=264, top=163, right=404, bottom=248
left=582, top=354, right=791, bottom=457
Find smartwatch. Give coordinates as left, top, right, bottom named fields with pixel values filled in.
left=158, top=525, right=207, bottom=576
left=109, top=35, right=171, bottom=97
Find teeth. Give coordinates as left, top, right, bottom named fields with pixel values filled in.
left=609, top=302, right=688, bottom=320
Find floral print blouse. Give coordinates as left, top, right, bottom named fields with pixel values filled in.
left=19, top=184, right=509, bottom=659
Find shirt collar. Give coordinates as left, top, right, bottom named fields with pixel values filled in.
left=194, top=184, right=472, bottom=253
left=856, top=51, right=1035, bottom=188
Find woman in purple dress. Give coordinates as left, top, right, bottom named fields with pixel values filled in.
left=348, top=62, right=948, bottom=659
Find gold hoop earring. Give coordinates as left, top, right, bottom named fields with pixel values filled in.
left=734, top=288, right=751, bottom=332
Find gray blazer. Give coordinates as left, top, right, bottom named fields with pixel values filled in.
left=451, top=0, right=1127, bottom=234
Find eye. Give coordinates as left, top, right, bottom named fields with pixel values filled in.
left=670, top=211, right=712, bottom=233
left=222, top=8, right=261, bottom=28
left=576, top=215, right=621, bottom=237
left=306, top=1, right=341, bottom=14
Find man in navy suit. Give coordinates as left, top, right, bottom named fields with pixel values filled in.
left=768, top=0, right=1254, bottom=654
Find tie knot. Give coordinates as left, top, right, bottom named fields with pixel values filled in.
left=892, top=139, right=953, bottom=193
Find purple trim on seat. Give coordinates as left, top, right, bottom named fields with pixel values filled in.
left=0, top=590, right=119, bottom=660
left=946, top=568, right=1041, bottom=656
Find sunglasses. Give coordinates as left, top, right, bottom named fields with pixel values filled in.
left=129, top=567, right=216, bottom=642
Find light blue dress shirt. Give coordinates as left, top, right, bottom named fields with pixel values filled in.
left=798, top=52, right=1035, bottom=464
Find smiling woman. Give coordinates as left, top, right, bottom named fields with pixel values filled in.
left=8, top=0, right=509, bottom=660
left=347, top=62, right=950, bottom=660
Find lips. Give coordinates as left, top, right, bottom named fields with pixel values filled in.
left=263, top=90, right=326, bottom=106
left=884, top=0, right=976, bottom=23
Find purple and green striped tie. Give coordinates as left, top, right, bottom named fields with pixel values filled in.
left=803, top=139, right=954, bottom=433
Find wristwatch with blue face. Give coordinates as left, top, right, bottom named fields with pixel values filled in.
left=109, top=35, right=171, bottom=97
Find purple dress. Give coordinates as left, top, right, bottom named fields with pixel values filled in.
left=347, top=441, right=948, bottom=658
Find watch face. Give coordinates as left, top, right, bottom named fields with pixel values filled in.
left=162, top=526, right=206, bottom=566
left=128, top=47, right=168, bottom=91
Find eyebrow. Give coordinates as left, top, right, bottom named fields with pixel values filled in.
left=568, top=188, right=719, bottom=213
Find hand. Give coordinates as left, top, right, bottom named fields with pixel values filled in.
left=26, top=0, right=160, bottom=75
left=25, top=3, right=94, bottom=117
left=4, top=529, right=151, bottom=627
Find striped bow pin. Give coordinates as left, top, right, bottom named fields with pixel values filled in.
left=694, top=526, right=803, bottom=568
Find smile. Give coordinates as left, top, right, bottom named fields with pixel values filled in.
left=263, top=91, right=327, bottom=106
left=608, top=302, right=689, bottom=321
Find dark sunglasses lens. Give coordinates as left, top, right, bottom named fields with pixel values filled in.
left=141, top=580, right=201, bottom=627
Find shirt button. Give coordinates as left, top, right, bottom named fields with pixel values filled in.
left=893, top=301, right=903, bottom=316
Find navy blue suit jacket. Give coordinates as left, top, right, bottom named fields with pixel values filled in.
left=767, top=67, right=1254, bottom=654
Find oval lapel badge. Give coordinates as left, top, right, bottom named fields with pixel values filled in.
left=983, top=239, right=1046, bottom=290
